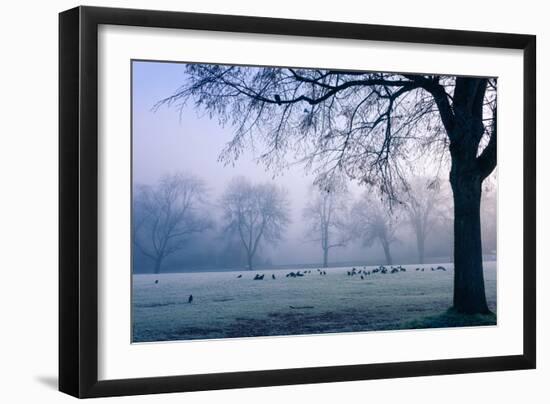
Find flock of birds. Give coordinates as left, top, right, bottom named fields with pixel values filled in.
left=241, top=265, right=448, bottom=281
left=156, top=265, right=448, bottom=305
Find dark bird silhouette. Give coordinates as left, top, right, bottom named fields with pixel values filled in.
left=274, top=94, right=282, bottom=105
left=154, top=279, right=159, bottom=284
left=361, top=275, right=364, bottom=280
left=237, top=274, right=242, bottom=278
left=188, top=294, right=193, bottom=304
left=272, top=274, right=276, bottom=279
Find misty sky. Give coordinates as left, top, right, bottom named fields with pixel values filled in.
left=132, top=60, right=381, bottom=265
left=132, top=60, right=459, bottom=267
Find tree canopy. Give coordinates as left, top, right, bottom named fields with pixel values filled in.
left=158, top=65, right=496, bottom=202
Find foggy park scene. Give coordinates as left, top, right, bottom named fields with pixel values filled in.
left=131, top=60, right=497, bottom=343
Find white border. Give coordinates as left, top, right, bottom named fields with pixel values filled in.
left=98, top=24, right=524, bottom=381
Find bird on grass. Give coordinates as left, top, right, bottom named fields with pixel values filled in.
left=272, top=274, right=276, bottom=279
left=188, top=294, right=193, bottom=303
left=237, top=274, right=242, bottom=278
left=154, top=279, right=159, bottom=284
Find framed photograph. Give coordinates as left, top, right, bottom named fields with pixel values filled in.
left=59, top=6, right=536, bottom=398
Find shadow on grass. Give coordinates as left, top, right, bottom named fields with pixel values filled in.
left=402, top=308, right=497, bottom=330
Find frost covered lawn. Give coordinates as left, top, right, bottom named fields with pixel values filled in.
left=132, top=262, right=496, bottom=342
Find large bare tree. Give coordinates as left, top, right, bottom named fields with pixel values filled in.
left=351, top=193, right=399, bottom=265
left=303, top=180, right=349, bottom=268
left=158, top=65, right=496, bottom=314
left=133, top=172, right=211, bottom=274
left=221, top=178, right=290, bottom=270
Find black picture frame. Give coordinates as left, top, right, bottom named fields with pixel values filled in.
left=59, top=5, right=536, bottom=398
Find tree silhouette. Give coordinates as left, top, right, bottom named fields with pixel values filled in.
left=158, top=65, right=496, bottom=314
left=402, top=177, right=446, bottom=264
left=303, top=180, right=349, bottom=268
left=221, top=177, right=290, bottom=270
left=133, top=172, right=211, bottom=274
left=351, top=193, right=399, bottom=265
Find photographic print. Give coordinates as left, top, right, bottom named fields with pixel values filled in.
left=131, top=61, right=497, bottom=343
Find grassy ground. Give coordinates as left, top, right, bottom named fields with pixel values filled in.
left=402, top=308, right=497, bottom=330
left=132, top=262, right=497, bottom=342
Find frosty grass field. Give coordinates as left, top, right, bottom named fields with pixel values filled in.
left=132, top=262, right=496, bottom=342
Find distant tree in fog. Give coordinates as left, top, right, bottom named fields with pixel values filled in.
left=402, top=177, right=445, bottom=264
left=133, top=172, right=211, bottom=274
left=351, top=193, right=399, bottom=265
left=303, top=179, right=349, bottom=268
left=221, top=178, right=290, bottom=270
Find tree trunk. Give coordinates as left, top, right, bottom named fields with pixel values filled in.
left=322, top=247, right=328, bottom=268
left=450, top=161, right=490, bottom=314
left=153, top=257, right=163, bottom=274
left=247, top=253, right=253, bottom=271
left=417, top=234, right=425, bottom=265
left=381, top=240, right=392, bottom=265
